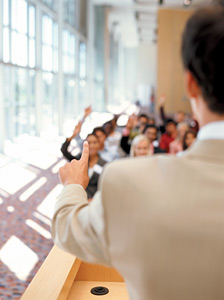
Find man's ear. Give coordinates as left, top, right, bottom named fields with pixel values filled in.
left=184, top=70, right=201, bottom=99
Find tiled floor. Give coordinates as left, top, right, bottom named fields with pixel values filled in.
left=0, top=135, right=67, bottom=299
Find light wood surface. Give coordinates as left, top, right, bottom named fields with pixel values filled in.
left=20, top=246, right=80, bottom=300
left=67, top=281, right=129, bottom=300
left=75, top=261, right=124, bottom=282
left=21, top=246, right=127, bottom=300
left=157, top=8, right=193, bottom=114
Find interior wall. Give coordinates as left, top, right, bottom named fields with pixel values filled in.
left=123, top=43, right=157, bottom=106
left=157, top=8, right=193, bottom=114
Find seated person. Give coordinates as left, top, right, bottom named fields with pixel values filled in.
left=120, top=114, right=149, bottom=155
left=103, top=117, right=126, bottom=159
left=169, top=122, right=189, bottom=154
left=92, top=127, right=118, bottom=162
left=143, top=125, right=165, bottom=154
left=183, top=130, right=197, bottom=151
left=61, top=131, right=107, bottom=200
left=159, top=119, right=177, bottom=153
left=130, top=135, right=152, bottom=157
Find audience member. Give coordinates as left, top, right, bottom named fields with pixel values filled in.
left=103, top=118, right=125, bottom=159
left=183, top=130, right=197, bottom=151
left=169, top=122, right=189, bottom=154
left=92, top=127, right=118, bottom=162
left=120, top=113, right=150, bottom=155
left=143, top=125, right=165, bottom=154
left=61, top=131, right=107, bottom=200
left=130, top=135, right=152, bottom=157
left=159, top=119, right=177, bottom=153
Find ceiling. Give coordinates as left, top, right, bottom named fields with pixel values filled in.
left=93, top=0, right=213, bottom=47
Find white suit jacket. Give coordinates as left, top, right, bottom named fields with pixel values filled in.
left=52, top=134, right=224, bottom=300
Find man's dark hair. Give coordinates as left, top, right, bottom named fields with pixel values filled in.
left=92, top=127, right=106, bottom=136
left=181, top=3, right=224, bottom=114
left=138, top=114, right=149, bottom=120
left=143, top=124, right=158, bottom=134
left=165, top=118, right=176, bottom=127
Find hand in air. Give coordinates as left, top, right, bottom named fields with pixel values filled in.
left=159, top=96, right=166, bottom=107
left=84, top=106, right=92, bottom=119
left=59, top=141, right=90, bottom=189
left=72, top=121, right=82, bottom=137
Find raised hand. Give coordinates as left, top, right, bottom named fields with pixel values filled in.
left=59, top=141, right=90, bottom=189
left=73, top=121, right=82, bottom=137
left=83, top=106, right=92, bottom=119
left=159, top=96, right=166, bottom=107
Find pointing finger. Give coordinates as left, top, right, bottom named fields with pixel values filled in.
left=81, top=141, right=89, bottom=164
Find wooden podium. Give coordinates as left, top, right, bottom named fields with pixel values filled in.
left=21, top=246, right=129, bottom=299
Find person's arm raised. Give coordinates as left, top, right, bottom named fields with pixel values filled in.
left=59, top=141, right=90, bottom=188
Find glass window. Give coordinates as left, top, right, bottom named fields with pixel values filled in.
left=42, top=15, right=58, bottom=72
left=11, top=0, right=27, bottom=34
left=42, top=0, right=56, bottom=11
left=63, top=30, right=75, bottom=74
left=79, top=42, right=86, bottom=79
left=3, top=0, right=9, bottom=26
left=29, top=6, right=35, bottom=38
left=63, top=0, right=76, bottom=27
left=11, top=32, right=28, bottom=67
left=3, top=28, right=10, bottom=63
left=42, top=15, right=53, bottom=46
left=29, top=39, right=35, bottom=68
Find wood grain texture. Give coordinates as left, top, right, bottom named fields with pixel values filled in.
left=20, top=246, right=80, bottom=300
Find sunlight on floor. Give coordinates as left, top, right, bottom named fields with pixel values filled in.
left=51, top=159, right=67, bottom=174
left=21, top=151, right=59, bottom=170
left=19, top=177, right=47, bottom=202
left=0, top=235, right=39, bottom=281
left=33, top=212, right=52, bottom=227
left=0, top=163, right=37, bottom=194
left=36, top=184, right=63, bottom=219
left=25, top=219, right=52, bottom=239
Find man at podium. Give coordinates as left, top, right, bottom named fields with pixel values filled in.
left=52, top=2, right=224, bottom=300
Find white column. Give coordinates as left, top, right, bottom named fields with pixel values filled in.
left=58, top=0, right=64, bottom=135
left=35, top=4, right=43, bottom=136
left=0, top=0, right=4, bottom=152
left=87, top=0, right=95, bottom=107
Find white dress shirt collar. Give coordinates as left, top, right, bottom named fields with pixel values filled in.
left=197, top=121, right=224, bottom=141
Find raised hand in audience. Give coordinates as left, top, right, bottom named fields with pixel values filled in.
left=83, top=106, right=92, bottom=119
left=67, top=121, right=82, bottom=141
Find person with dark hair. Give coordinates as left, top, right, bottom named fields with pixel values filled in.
left=143, top=124, right=165, bottom=154
left=120, top=113, right=150, bottom=155
left=169, top=122, right=189, bottom=154
left=93, top=126, right=119, bottom=161
left=53, top=3, right=224, bottom=300
left=61, top=131, right=107, bottom=200
left=182, top=130, right=197, bottom=151
left=159, top=118, right=177, bottom=153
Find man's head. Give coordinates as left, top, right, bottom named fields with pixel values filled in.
left=182, top=3, right=224, bottom=118
left=165, top=119, right=177, bottom=135
left=143, top=125, right=158, bottom=143
left=138, top=114, right=149, bottom=127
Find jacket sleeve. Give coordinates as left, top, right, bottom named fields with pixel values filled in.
left=51, top=184, right=111, bottom=266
